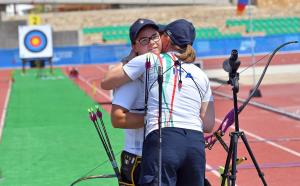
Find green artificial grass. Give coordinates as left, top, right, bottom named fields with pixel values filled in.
left=0, top=68, right=123, bottom=186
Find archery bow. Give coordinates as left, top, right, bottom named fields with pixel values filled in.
left=205, top=41, right=298, bottom=149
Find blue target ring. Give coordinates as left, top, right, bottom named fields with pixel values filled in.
left=24, top=30, right=48, bottom=53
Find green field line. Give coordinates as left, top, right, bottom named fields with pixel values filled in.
left=0, top=69, right=123, bottom=186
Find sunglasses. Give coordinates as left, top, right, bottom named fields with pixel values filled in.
left=138, top=33, right=160, bottom=46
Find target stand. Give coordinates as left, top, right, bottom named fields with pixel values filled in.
left=21, top=58, right=53, bottom=77
left=18, top=25, right=53, bottom=75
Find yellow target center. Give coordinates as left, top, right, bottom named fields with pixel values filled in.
left=31, top=36, right=41, bottom=46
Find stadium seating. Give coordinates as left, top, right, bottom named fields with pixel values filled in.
left=83, top=25, right=130, bottom=43
left=195, top=27, right=242, bottom=39
left=226, top=16, right=300, bottom=35
left=83, top=25, right=243, bottom=43
left=82, top=16, right=299, bottom=43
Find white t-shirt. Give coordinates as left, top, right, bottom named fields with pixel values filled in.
left=112, top=78, right=145, bottom=156
left=123, top=52, right=213, bottom=137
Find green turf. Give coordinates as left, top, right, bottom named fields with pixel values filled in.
left=0, top=68, right=123, bottom=186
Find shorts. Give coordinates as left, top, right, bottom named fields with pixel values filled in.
left=119, top=150, right=142, bottom=186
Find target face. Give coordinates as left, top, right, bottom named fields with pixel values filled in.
left=24, top=30, right=48, bottom=53
left=18, top=25, right=53, bottom=59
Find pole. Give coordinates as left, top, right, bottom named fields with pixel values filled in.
left=249, top=0, right=255, bottom=86
left=158, top=65, right=163, bottom=186
left=248, top=0, right=262, bottom=97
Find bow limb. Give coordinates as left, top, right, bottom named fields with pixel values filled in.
left=238, top=41, right=298, bottom=114
left=70, top=174, right=116, bottom=186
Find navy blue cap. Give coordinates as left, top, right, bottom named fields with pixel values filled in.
left=129, top=18, right=158, bottom=43
left=164, top=19, right=195, bottom=47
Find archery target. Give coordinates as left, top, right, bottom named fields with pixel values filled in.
left=19, top=25, right=53, bottom=59
left=24, top=30, right=47, bottom=52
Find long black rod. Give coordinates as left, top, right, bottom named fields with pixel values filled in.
left=94, top=107, right=120, bottom=179
left=157, top=65, right=163, bottom=186
left=221, top=133, right=234, bottom=186
left=92, top=119, right=121, bottom=179
left=99, top=117, right=118, bottom=170
left=241, top=133, right=267, bottom=186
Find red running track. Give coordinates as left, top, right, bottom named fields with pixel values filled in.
left=201, top=52, right=300, bottom=70
left=0, top=69, right=12, bottom=142
left=61, top=65, right=113, bottom=112
left=206, top=93, right=300, bottom=186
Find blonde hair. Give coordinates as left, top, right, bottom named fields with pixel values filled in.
left=173, top=44, right=196, bottom=63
